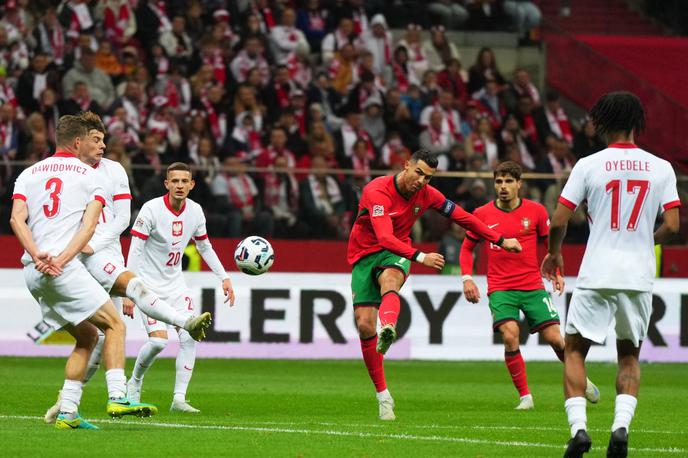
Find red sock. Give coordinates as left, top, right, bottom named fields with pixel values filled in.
left=378, top=291, right=400, bottom=327
left=360, top=335, right=387, bottom=392
left=505, top=350, right=530, bottom=397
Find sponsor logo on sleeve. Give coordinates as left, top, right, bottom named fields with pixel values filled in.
left=372, top=205, right=385, bottom=217
left=134, top=218, right=144, bottom=228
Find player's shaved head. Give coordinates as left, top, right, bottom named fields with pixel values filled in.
left=56, top=115, right=88, bottom=147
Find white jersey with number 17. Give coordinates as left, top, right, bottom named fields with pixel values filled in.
left=559, top=143, right=680, bottom=292
left=130, top=194, right=208, bottom=297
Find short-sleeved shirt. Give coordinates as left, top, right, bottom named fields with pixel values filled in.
left=12, top=151, right=105, bottom=265
left=559, top=143, right=680, bottom=291
left=89, top=157, right=132, bottom=249
left=466, top=199, right=550, bottom=294
left=130, top=194, right=208, bottom=296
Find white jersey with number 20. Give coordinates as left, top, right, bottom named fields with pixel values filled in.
left=130, top=194, right=208, bottom=297
left=559, top=143, right=680, bottom=291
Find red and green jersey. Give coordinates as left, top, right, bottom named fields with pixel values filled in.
left=347, top=175, right=502, bottom=265
left=461, top=199, right=549, bottom=294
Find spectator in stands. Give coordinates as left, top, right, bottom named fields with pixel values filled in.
left=397, top=24, right=429, bottom=83
left=231, top=111, right=264, bottom=157
left=16, top=52, right=60, bottom=114
left=346, top=69, right=384, bottom=114
left=467, top=46, right=505, bottom=95
left=428, top=1, right=469, bottom=30
left=299, top=154, right=346, bottom=238
left=333, top=0, right=370, bottom=37
left=421, top=88, right=462, bottom=142
left=59, top=81, right=103, bottom=116
left=94, top=39, right=122, bottom=81
left=107, top=106, right=140, bottom=152
left=334, top=108, right=374, bottom=168
left=502, top=67, right=540, bottom=112
left=276, top=107, right=308, bottom=158
left=59, top=0, right=96, bottom=44
left=533, top=89, right=573, bottom=147
left=190, top=135, right=222, bottom=187
left=265, top=64, right=299, bottom=117
left=307, top=120, right=335, bottom=160
left=328, top=42, right=359, bottom=96
left=132, top=133, right=164, bottom=191
left=419, top=109, right=455, bottom=155
left=383, top=88, right=419, bottom=150
left=465, top=0, right=508, bottom=31
left=499, top=112, right=537, bottom=170
left=256, top=126, right=297, bottom=170
left=420, top=69, right=441, bottom=106
left=503, top=0, right=541, bottom=41
left=466, top=114, right=499, bottom=168
left=263, top=154, right=302, bottom=237
left=62, top=47, right=115, bottom=108
left=32, top=8, right=66, bottom=68
left=360, top=14, right=392, bottom=77
left=573, top=116, right=605, bottom=159
left=387, top=45, right=420, bottom=94
left=270, top=7, right=310, bottom=65
left=105, top=136, right=136, bottom=197
left=436, top=143, right=469, bottom=202
left=462, top=177, right=489, bottom=213
left=296, top=0, right=330, bottom=51
left=423, top=25, right=462, bottom=72
left=306, top=71, right=344, bottom=130
left=213, top=154, right=274, bottom=238
left=475, top=77, right=507, bottom=129
left=101, top=0, right=137, bottom=49
left=321, top=17, right=357, bottom=64
left=438, top=60, right=468, bottom=113
left=159, top=15, right=193, bottom=66
left=380, top=130, right=412, bottom=169
left=231, top=34, right=270, bottom=85
left=362, top=96, right=386, bottom=150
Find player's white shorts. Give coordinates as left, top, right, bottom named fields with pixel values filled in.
left=24, top=260, right=111, bottom=330
left=80, top=247, right=128, bottom=293
left=566, top=288, right=652, bottom=347
left=141, top=289, right=196, bottom=334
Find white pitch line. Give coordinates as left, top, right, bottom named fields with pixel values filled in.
left=0, top=415, right=684, bottom=455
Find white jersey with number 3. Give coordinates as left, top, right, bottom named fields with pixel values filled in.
left=559, top=143, right=680, bottom=291
left=12, top=151, right=105, bottom=264
left=130, top=194, right=208, bottom=296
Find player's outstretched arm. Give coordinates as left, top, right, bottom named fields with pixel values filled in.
left=51, top=200, right=103, bottom=274
left=654, top=207, right=680, bottom=245
left=541, top=203, right=573, bottom=282
left=195, top=237, right=235, bottom=306
left=459, top=237, right=481, bottom=303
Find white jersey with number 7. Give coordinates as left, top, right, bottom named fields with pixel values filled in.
left=559, top=143, right=680, bottom=292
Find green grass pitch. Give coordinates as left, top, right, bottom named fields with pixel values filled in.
left=0, top=357, right=686, bottom=457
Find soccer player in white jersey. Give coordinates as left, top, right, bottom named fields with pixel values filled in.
left=126, top=162, right=235, bottom=413
left=43, top=112, right=213, bottom=423
left=10, top=115, right=158, bottom=430
left=541, top=92, right=680, bottom=458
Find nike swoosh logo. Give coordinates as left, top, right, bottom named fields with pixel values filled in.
left=184, top=365, right=193, bottom=371
left=149, top=299, right=158, bottom=307
left=488, top=223, right=499, bottom=228
left=172, top=241, right=181, bottom=246
left=388, top=212, right=399, bottom=216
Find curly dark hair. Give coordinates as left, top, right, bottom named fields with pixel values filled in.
left=589, top=91, right=645, bottom=138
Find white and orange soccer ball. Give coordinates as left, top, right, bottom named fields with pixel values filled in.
left=234, top=236, right=275, bottom=275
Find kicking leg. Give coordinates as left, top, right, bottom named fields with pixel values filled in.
left=375, top=268, right=405, bottom=355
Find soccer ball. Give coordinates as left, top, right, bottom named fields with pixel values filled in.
left=234, top=236, right=275, bottom=275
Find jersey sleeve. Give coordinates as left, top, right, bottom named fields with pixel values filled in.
left=536, top=203, right=551, bottom=237
left=88, top=173, right=106, bottom=207
left=11, top=170, right=27, bottom=201
left=193, top=206, right=209, bottom=241
left=112, top=163, right=132, bottom=201
left=660, top=164, right=681, bottom=212
left=559, top=159, right=587, bottom=210
left=426, top=186, right=501, bottom=244
left=464, top=207, right=483, bottom=242
left=131, top=204, right=153, bottom=240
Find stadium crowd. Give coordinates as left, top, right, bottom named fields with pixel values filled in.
left=0, top=0, right=620, bottom=243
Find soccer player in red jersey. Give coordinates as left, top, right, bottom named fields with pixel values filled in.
left=460, top=161, right=599, bottom=410
left=347, top=149, right=522, bottom=420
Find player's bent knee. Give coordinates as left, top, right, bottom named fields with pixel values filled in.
left=148, top=336, right=168, bottom=352
left=111, top=270, right=136, bottom=296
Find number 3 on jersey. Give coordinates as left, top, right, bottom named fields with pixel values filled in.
left=43, top=177, right=63, bottom=218
left=605, top=179, right=649, bottom=231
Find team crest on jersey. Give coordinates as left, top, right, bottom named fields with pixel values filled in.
left=134, top=217, right=144, bottom=228
left=521, top=217, right=531, bottom=231
left=372, top=205, right=384, bottom=217
left=413, top=205, right=421, bottom=215
left=103, top=263, right=116, bottom=275
left=172, top=221, right=183, bottom=236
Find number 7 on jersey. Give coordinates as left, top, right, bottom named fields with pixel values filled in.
left=605, top=179, right=649, bottom=231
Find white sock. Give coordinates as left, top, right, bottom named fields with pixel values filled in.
left=173, top=330, right=196, bottom=402
left=83, top=332, right=105, bottom=384
left=132, top=337, right=167, bottom=382
left=126, top=278, right=187, bottom=328
left=565, top=396, right=587, bottom=437
left=611, top=394, right=638, bottom=432
left=59, top=379, right=83, bottom=414
left=376, top=389, right=392, bottom=401
left=105, top=368, right=127, bottom=399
